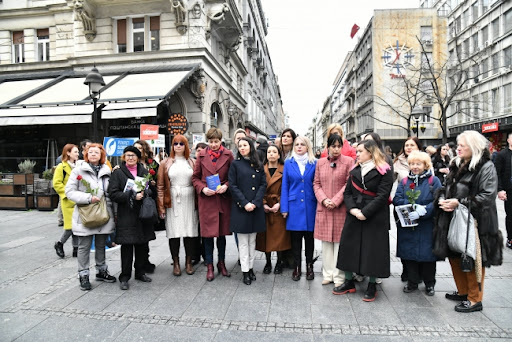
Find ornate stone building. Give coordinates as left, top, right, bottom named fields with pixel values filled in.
left=0, top=0, right=284, bottom=171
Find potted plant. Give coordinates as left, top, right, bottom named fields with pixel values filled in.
left=14, top=159, right=36, bottom=185
left=35, top=168, right=59, bottom=210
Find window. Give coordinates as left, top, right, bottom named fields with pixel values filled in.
left=481, top=25, right=489, bottom=45
left=421, top=52, right=432, bottom=70
left=472, top=95, right=479, bottom=119
left=116, top=16, right=160, bottom=53
left=505, top=46, right=512, bottom=67
left=421, top=26, right=432, bottom=41
left=492, top=53, right=499, bottom=74
left=492, top=19, right=499, bottom=37
left=482, top=91, right=489, bottom=116
left=37, top=28, right=49, bottom=61
left=492, top=88, right=500, bottom=115
left=482, top=0, right=489, bottom=14
left=472, top=33, right=478, bottom=50
left=455, top=16, right=461, bottom=33
left=505, top=9, right=512, bottom=34
left=472, top=2, right=478, bottom=21
left=482, top=58, right=489, bottom=78
left=12, top=31, right=24, bottom=63
left=504, top=84, right=512, bottom=114
left=462, top=9, right=469, bottom=29
left=472, top=64, right=479, bottom=78
left=463, top=39, right=469, bottom=58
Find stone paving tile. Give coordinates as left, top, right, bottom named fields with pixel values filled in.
left=115, top=322, right=217, bottom=342
left=224, top=301, right=270, bottom=322
left=310, top=303, right=357, bottom=325
left=0, top=312, right=48, bottom=342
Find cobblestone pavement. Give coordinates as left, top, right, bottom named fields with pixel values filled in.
left=0, top=201, right=511, bottom=341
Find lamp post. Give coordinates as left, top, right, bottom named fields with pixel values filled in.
left=411, top=106, right=423, bottom=139
left=84, top=66, right=105, bottom=143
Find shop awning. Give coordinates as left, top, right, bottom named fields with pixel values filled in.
left=0, top=104, right=93, bottom=126
left=101, top=100, right=161, bottom=119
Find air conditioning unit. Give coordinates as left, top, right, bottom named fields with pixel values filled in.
left=358, top=58, right=362, bottom=65
left=424, top=39, right=433, bottom=45
left=367, top=44, right=371, bottom=49
left=484, top=40, right=489, bottom=47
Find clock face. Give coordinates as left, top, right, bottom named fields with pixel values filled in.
left=382, top=40, right=415, bottom=77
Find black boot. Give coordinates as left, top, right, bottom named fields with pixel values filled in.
left=54, top=241, right=65, bottom=258
left=248, top=269, right=256, bottom=281
left=243, top=272, right=252, bottom=285
left=332, top=280, right=356, bottom=295
left=306, top=263, right=314, bottom=280
left=263, top=253, right=272, bottom=274
left=292, top=266, right=301, bottom=281
left=363, top=282, right=377, bottom=302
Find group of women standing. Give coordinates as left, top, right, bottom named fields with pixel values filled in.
left=53, top=125, right=503, bottom=313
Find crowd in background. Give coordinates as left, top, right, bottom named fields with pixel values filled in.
left=50, top=124, right=507, bottom=313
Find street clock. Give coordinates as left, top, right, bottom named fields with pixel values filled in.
left=382, top=40, right=415, bottom=78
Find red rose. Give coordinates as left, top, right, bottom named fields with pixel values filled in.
left=149, top=169, right=156, bottom=175
left=148, top=159, right=153, bottom=164
left=409, top=183, right=415, bottom=190
left=77, top=175, right=83, bottom=180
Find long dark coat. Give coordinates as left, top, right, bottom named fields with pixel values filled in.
left=108, top=163, right=156, bottom=244
left=337, top=165, right=393, bottom=278
left=393, top=172, right=442, bottom=262
left=228, top=158, right=266, bottom=234
left=192, top=147, right=233, bottom=238
left=256, top=164, right=291, bottom=252
left=433, top=151, right=503, bottom=267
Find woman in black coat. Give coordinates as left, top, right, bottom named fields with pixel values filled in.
left=229, top=137, right=266, bottom=285
left=333, top=140, right=393, bottom=302
left=108, top=146, right=157, bottom=290
left=432, top=144, right=450, bottom=183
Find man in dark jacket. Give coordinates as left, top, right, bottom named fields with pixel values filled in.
left=256, top=137, right=268, bottom=164
left=494, top=132, right=512, bottom=249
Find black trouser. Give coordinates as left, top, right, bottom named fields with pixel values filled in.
left=168, top=237, right=196, bottom=258
left=120, top=243, right=147, bottom=282
left=505, top=192, right=512, bottom=240
left=290, top=231, right=314, bottom=267
left=403, top=259, right=436, bottom=287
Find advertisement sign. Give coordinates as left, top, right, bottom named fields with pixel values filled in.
left=103, top=137, right=138, bottom=157
left=168, top=114, right=189, bottom=135
left=140, top=124, right=159, bottom=140
left=147, top=134, right=165, bottom=148
left=193, top=134, right=205, bottom=146
left=482, top=122, right=498, bottom=133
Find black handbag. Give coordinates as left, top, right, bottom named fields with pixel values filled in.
left=139, top=194, right=158, bottom=224
left=461, top=201, right=475, bottom=273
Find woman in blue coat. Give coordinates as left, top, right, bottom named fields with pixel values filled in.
left=281, top=136, right=317, bottom=281
left=393, top=151, right=442, bottom=296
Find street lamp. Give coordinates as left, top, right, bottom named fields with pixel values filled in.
left=411, top=106, right=423, bottom=139
left=84, top=66, right=105, bottom=143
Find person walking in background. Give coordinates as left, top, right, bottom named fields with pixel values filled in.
left=433, top=130, right=503, bottom=313
left=432, top=144, right=451, bottom=183
left=281, top=136, right=317, bottom=281
left=494, top=132, right=512, bottom=249
left=333, top=140, right=393, bottom=302
left=53, top=144, right=80, bottom=258
left=256, top=145, right=291, bottom=275
left=229, top=137, right=266, bottom=285
left=65, top=143, right=116, bottom=291
left=192, top=127, right=233, bottom=281
left=393, top=151, right=442, bottom=296
left=157, top=135, right=198, bottom=276
left=313, top=134, right=353, bottom=288
left=320, top=124, right=356, bottom=160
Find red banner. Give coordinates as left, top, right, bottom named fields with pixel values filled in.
left=140, top=124, right=159, bottom=140
left=350, top=24, right=360, bottom=39
left=482, top=122, right=498, bottom=133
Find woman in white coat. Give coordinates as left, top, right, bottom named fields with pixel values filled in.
left=65, top=143, right=116, bottom=291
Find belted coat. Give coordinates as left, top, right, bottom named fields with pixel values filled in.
left=192, top=147, right=233, bottom=238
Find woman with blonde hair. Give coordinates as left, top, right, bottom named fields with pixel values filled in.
left=434, top=130, right=503, bottom=313
left=320, top=123, right=356, bottom=160
left=157, top=135, right=198, bottom=276
left=281, top=136, right=317, bottom=281
left=333, top=139, right=393, bottom=301
left=53, top=144, right=79, bottom=258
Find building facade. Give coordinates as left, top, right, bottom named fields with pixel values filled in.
left=0, top=0, right=284, bottom=172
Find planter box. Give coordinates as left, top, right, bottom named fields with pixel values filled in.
left=0, top=184, right=22, bottom=196
left=0, top=195, right=34, bottom=209
left=36, top=194, right=59, bottom=211
left=14, top=174, right=34, bottom=185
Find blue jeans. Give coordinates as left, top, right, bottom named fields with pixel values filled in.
left=203, top=236, right=226, bottom=265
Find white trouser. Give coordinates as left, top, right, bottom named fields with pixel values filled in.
left=322, top=241, right=344, bottom=284
left=238, top=233, right=257, bottom=272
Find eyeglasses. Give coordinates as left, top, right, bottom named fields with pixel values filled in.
left=125, top=154, right=137, bottom=158
left=173, top=142, right=185, bottom=146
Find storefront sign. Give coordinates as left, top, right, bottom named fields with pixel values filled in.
left=147, top=134, right=165, bottom=148
left=140, top=124, right=159, bottom=140
left=103, top=137, right=138, bottom=156
left=168, top=114, right=189, bottom=135
left=482, top=122, right=499, bottom=133
left=269, top=134, right=277, bottom=139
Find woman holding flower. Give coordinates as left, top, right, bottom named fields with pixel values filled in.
left=393, top=151, right=442, bottom=296
left=108, top=146, right=157, bottom=290
left=65, top=143, right=116, bottom=291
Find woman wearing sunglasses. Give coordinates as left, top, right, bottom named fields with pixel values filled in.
left=157, top=135, right=198, bottom=276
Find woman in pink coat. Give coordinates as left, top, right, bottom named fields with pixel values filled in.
left=314, top=134, right=353, bottom=287
left=319, top=123, right=356, bottom=160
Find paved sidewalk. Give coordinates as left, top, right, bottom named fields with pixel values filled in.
left=0, top=202, right=511, bottom=341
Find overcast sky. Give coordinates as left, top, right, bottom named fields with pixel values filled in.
left=260, top=0, right=418, bottom=136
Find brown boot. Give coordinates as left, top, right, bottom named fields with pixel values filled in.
left=206, top=263, right=214, bottom=281
left=306, top=263, right=314, bottom=280
left=292, top=265, right=301, bottom=281
left=217, top=261, right=231, bottom=277
left=185, top=256, right=195, bottom=275
left=172, top=257, right=181, bottom=276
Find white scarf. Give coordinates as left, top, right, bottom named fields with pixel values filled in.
left=360, top=159, right=375, bottom=178
left=294, top=154, right=309, bottom=176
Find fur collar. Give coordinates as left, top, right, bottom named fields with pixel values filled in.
left=445, top=149, right=490, bottom=198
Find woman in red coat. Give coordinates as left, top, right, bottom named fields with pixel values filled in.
left=320, top=124, right=356, bottom=160
left=192, top=127, right=233, bottom=281
left=313, top=135, right=353, bottom=287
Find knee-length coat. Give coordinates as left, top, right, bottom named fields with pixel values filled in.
left=256, top=164, right=291, bottom=252
left=337, top=165, right=393, bottom=278
left=280, top=157, right=317, bottom=231
left=393, top=172, right=442, bottom=262
left=313, top=155, right=353, bottom=243
left=192, top=147, right=233, bottom=238
left=53, top=161, right=75, bottom=230
left=228, top=157, right=266, bottom=234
